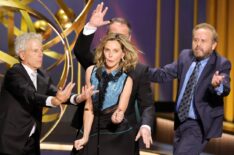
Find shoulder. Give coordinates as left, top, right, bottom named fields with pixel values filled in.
left=179, top=49, right=193, bottom=58
left=86, top=65, right=95, bottom=75
left=129, top=63, right=149, bottom=74
left=128, top=63, right=149, bottom=78
left=213, top=51, right=231, bottom=67
left=135, top=63, right=148, bottom=71
left=5, top=63, right=23, bottom=76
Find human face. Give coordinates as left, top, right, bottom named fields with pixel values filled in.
left=19, top=39, right=43, bottom=71
left=103, top=40, right=125, bottom=72
left=192, top=28, right=217, bottom=60
left=109, top=22, right=131, bottom=39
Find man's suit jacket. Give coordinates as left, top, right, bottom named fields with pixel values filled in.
left=147, top=49, right=231, bottom=139
left=71, top=30, right=155, bottom=133
left=0, top=63, right=58, bottom=155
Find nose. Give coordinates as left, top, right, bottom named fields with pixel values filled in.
left=108, top=51, right=113, bottom=57
left=39, top=50, right=43, bottom=57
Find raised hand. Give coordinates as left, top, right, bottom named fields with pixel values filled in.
left=211, top=71, right=225, bottom=88
left=53, top=82, right=75, bottom=106
left=88, top=2, right=110, bottom=28
left=76, top=85, right=99, bottom=104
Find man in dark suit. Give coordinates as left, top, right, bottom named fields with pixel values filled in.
left=71, top=2, right=155, bottom=154
left=147, top=23, right=231, bottom=155
left=0, top=32, right=92, bottom=155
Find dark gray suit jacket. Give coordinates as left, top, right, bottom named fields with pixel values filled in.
left=147, top=49, right=231, bottom=139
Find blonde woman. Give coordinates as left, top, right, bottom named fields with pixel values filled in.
left=74, top=33, right=138, bottom=155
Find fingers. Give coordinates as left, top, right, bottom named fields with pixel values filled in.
left=64, top=82, right=75, bottom=96
left=96, top=2, right=103, bottom=13
left=56, top=82, right=75, bottom=103
left=143, top=135, right=152, bottom=148
left=90, top=2, right=110, bottom=27
left=135, top=127, right=152, bottom=148
left=135, top=131, right=140, bottom=141
left=212, top=71, right=225, bottom=87
left=111, top=110, right=124, bottom=124
left=74, top=140, right=84, bottom=150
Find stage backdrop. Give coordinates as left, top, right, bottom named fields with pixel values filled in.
left=0, top=0, right=233, bottom=141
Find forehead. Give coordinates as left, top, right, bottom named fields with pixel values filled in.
left=193, top=28, right=213, bottom=37
left=109, top=22, right=130, bottom=37
left=26, top=39, right=42, bottom=47
left=104, top=40, right=121, bottom=48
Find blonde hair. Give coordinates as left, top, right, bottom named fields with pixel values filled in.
left=94, top=33, right=138, bottom=72
left=15, top=32, right=43, bottom=56
left=193, top=23, right=218, bottom=42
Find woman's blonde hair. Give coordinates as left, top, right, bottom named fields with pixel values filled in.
left=94, top=33, right=138, bottom=72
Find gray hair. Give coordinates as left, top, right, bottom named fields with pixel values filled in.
left=15, top=32, right=43, bottom=56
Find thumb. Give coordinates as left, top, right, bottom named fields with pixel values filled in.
left=101, top=20, right=110, bottom=26
left=215, top=71, right=219, bottom=76
left=135, top=131, right=141, bottom=141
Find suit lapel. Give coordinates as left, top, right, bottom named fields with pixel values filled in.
left=36, top=69, right=47, bottom=94
left=178, top=51, right=194, bottom=93
left=196, top=52, right=216, bottom=88
left=18, top=63, right=36, bottom=90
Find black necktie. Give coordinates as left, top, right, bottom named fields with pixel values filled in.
left=178, top=61, right=201, bottom=122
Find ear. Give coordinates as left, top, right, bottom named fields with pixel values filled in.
left=122, top=52, right=125, bottom=58
left=18, top=51, right=25, bottom=61
left=128, top=35, right=131, bottom=41
left=212, top=42, right=217, bottom=51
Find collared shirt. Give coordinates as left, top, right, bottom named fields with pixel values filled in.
left=176, top=57, right=224, bottom=119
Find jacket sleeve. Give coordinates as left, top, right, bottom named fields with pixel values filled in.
left=4, top=68, right=48, bottom=107
left=73, top=29, right=95, bottom=70
left=136, top=65, right=155, bottom=128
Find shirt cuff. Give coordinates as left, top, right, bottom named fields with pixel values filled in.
left=140, top=125, right=151, bottom=132
left=214, top=83, right=224, bottom=95
left=70, top=94, right=78, bottom=105
left=83, top=23, right=97, bottom=35
left=46, top=96, right=56, bottom=107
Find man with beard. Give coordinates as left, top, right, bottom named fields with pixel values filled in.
left=147, top=23, right=231, bottom=155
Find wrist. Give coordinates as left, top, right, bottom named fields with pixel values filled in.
left=75, top=94, right=81, bottom=103
left=86, top=22, right=98, bottom=29
left=51, top=97, right=60, bottom=106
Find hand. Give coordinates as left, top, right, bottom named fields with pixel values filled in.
left=211, top=71, right=225, bottom=88
left=76, top=85, right=99, bottom=104
left=88, top=2, right=110, bottom=28
left=54, top=82, right=75, bottom=105
left=74, top=137, right=88, bottom=150
left=111, top=109, right=124, bottom=124
left=135, top=126, right=152, bottom=148
left=51, top=97, right=62, bottom=106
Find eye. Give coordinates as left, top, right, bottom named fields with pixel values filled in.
left=193, top=38, right=198, bottom=42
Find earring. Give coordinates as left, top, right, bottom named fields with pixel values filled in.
left=121, top=57, right=125, bottom=62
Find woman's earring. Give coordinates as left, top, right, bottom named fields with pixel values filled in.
left=121, top=57, right=125, bottom=62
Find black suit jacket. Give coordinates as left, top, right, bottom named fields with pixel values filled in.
left=148, top=49, right=231, bottom=139
left=72, top=30, right=155, bottom=133
left=0, top=63, right=58, bottom=155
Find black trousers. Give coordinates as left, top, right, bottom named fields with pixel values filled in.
left=21, top=133, right=40, bottom=155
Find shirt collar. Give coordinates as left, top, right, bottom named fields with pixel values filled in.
left=21, top=63, right=37, bottom=76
